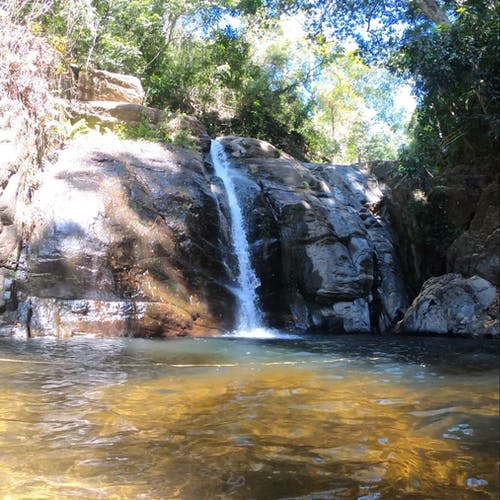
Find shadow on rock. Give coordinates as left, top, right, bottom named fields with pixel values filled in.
left=10, top=133, right=236, bottom=338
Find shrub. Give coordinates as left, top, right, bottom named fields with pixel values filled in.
left=0, top=8, right=63, bottom=157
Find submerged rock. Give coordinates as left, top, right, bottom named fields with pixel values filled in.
left=217, top=136, right=408, bottom=333
left=4, top=132, right=234, bottom=337
left=396, top=273, right=498, bottom=336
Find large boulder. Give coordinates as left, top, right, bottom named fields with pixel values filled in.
left=396, top=273, right=498, bottom=336
left=4, top=132, right=234, bottom=337
left=217, top=136, right=408, bottom=333
left=70, top=69, right=173, bottom=137
left=71, top=101, right=163, bottom=127
left=77, top=69, right=145, bottom=104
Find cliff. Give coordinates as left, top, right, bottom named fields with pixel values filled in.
left=0, top=68, right=497, bottom=337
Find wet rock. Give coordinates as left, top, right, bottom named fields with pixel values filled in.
left=396, top=273, right=498, bottom=336
left=310, top=299, right=371, bottom=333
left=19, top=297, right=213, bottom=338
left=8, top=133, right=234, bottom=337
left=219, top=136, right=280, bottom=160
left=217, top=136, right=408, bottom=333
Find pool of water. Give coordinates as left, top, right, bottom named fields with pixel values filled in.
left=0, top=334, right=498, bottom=499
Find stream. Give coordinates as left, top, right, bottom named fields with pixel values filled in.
left=0, top=334, right=498, bottom=499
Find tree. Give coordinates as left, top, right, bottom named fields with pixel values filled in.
left=398, top=1, right=499, bottom=170
left=16, top=0, right=468, bottom=165
left=265, top=0, right=498, bottom=169
left=311, top=50, right=409, bottom=162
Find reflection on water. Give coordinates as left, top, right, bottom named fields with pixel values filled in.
left=0, top=335, right=498, bottom=499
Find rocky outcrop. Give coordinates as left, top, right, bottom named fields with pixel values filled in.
left=368, top=161, right=499, bottom=337
left=370, top=162, right=498, bottom=294
left=2, top=55, right=496, bottom=338
left=447, top=180, right=499, bottom=286
left=0, top=23, right=64, bottom=324
left=0, top=98, right=41, bottom=316
left=217, top=137, right=408, bottom=333
left=70, top=69, right=161, bottom=129
left=70, top=71, right=211, bottom=155
left=396, top=274, right=498, bottom=336
left=77, top=69, right=145, bottom=104
left=71, top=100, right=164, bottom=127
left=1, top=66, right=231, bottom=338
left=3, top=133, right=234, bottom=337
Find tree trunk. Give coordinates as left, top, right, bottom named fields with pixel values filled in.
left=411, top=0, right=450, bottom=24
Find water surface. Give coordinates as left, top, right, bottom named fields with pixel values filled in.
left=0, top=335, right=498, bottom=499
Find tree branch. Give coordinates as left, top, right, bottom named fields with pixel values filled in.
left=410, top=0, right=450, bottom=24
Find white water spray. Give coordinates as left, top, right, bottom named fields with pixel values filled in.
left=210, top=139, right=264, bottom=334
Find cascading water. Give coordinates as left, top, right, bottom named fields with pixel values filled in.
left=210, top=139, right=264, bottom=334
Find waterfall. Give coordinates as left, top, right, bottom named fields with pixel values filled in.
left=210, top=139, right=263, bottom=333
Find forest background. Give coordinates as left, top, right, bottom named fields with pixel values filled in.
left=1, top=0, right=498, bottom=171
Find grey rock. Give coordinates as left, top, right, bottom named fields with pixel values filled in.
left=217, top=136, right=409, bottom=333
left=396, top=273, right=498, bottom=336
left=447, top=181, right=500, bottom=285
left=219, top=136, right=280, bottom=159
left=0, top=98, right=42, bottom=318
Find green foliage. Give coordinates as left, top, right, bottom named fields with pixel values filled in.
left=14, top=0, right=402, bottom=160
left=312, top=50, right=409, bottom=162
left=16, top=0, right=494, bottom=170
left=408, top=191, right=461, bottom=276
left=114, top=120, right=163, bottom=141
left=396, top=1, right=499, bottom=174
left=168, top=128, right=197, bottom=148
left=55, top=117, right=93, bottom=140
left=114, top=114, right=201, bottom=150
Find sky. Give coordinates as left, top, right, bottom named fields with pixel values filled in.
left=394, top=84, right=416, bottom=117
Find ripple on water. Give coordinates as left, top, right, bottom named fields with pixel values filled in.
left=0, top=335, right=498, bottom=499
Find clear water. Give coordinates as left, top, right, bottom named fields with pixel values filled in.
left=210, top=140, right=262, bottom=331
left=0, top=335, right=498, bottom=499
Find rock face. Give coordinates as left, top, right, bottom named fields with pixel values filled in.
left=2, top=121, right=496, bottom=337
left=77, top=69, right=145, bottom=104
left=217, top=137, right=408, bottom=333
left=71, top=69, right=160, bottom=129
left=5, top=133, right=234, bottom=337
left=370, top=162, right=499, bottom=294
left=447, top=181, right=499, bottom=286
left=0, top=99, right=40, bottom=316
left=396, top=274, right=498, bottom=336
left=3, top=59, right=496, bottom=338
left=368, top=161, right=499, bottom=337
left=1, top=132, right=408, bottom=337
